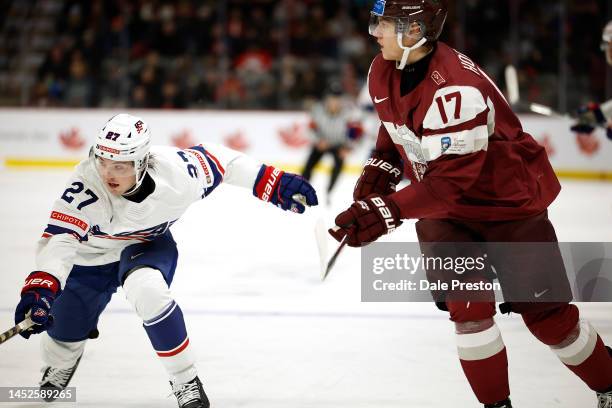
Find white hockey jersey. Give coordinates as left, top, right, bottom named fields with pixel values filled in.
left=36, top=143, right=261, bottom=288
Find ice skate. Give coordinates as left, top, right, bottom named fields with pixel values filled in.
left=485, top=399, right=512, bottom=408
left=39, top=355, right=81, bottom=402
left=597, top=388, right=612, bottom=408
left=171, top=376, right=210, bottom=408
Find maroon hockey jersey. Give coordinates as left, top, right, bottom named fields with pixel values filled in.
left=369, top=42, right=561, bottom=221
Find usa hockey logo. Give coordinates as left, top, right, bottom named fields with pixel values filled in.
left=134, top=120, right=144, bottom=134
left=372, top=0, right=385, bottom=14
left=441, top=137, right=452, bottom=153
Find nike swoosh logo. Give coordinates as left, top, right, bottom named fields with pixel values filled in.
left=374, top=96, right=389, bottom=104
left=534, top=289, right=549, bottom=298
left=131, top=253, right=144, bottom=260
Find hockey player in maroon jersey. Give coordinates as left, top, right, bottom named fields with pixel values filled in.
left=570, top=21, right=612, bottom=143
left=329, top=1, right=612, bottom=407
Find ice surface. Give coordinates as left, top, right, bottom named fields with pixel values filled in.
left=0, top=168, right=611, bottom=407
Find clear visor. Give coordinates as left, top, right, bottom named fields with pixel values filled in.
left=94, top=155, right=136, bottom=179
left=368, top=13, right=424, bottom=39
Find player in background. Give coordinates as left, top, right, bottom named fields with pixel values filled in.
left=13, top=114, right=317, bottom=408
left=329, top=1, right=612, bottom=407
left=301, top=82, right=363, bottom=205
left=357, top=82, right=382, bottom=151
left=570, top=20, right=612, bottom=142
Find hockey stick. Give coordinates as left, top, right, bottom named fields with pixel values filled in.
left=0, top=317, right=35, bottom=345
left=294, top=193, right=332, bottom=279
left=321, top=227, right=349, bottom=281
left=294, top=194, right=348, bottom=280
left=314, top=217, right=329, bottom=279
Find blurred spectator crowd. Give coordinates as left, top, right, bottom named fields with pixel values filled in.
left=0, top=0, right=609, bottom=111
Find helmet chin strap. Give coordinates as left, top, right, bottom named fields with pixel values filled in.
left=396, top=33, right=427, bottom=70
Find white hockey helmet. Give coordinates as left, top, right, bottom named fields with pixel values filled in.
left=93, top=113, right=151, bottom=192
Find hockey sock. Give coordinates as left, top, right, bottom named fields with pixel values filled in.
left=41, top=333, right=86, bottom=369
left=523, top=304, right=612, bottom=392
left=143, top=300, right=197, bottom=384
left=551, top=320, right=612, bottom=392
left=456, top=321, right=510, bottom=405
left=123, top=268, right=197, bottom=384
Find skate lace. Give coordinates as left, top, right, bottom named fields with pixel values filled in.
left=172, top=380, right=201, bottom=406
left=39, top=366, right=72, bottom=388
left=599, top=392, right=612, bottom=408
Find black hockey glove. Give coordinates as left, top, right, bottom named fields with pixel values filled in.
left=570, top=102, right=607, bottom=136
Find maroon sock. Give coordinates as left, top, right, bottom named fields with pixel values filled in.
left=459, top=347, right=510, bottom=405
left=565, top=336, right=612, bottom=392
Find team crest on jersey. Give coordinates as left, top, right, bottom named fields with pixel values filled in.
left=431, top=71, right=446, bottom=86
left=372, top=0, right=385, bottom=14
left=441, top=137, right=452, bottom=153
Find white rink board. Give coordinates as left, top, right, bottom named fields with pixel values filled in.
left=0, top=108, right=610, bottom=174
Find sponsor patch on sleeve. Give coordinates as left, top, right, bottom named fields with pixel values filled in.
left=49, top=211, right=89, bottom=235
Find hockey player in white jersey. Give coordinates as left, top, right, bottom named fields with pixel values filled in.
left=13, top=113, right=318, bottom=408
left=570, top=20, right=612, bottom=141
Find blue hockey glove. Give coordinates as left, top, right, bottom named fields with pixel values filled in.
left=253, top=165, right=318, bottom=213
left=15, top=271, right=60, bottom=339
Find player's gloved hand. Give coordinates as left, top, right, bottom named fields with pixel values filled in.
left=14, top=271, right=60, bottom=339
left=570, top=102, right=607, bottom=135
left=254, top=165, right=318, bottom=213
left=353, top=150, right=402, bottom=200
left=329, top=194, right=402, bottom=247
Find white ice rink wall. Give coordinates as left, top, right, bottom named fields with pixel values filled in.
left=0, top=108, right=611, bottom=179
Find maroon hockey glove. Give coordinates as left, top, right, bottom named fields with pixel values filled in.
left=14, top=271, right=60, bottom=339
left=329, top=195, right=402, bottom=247
left=353, top=150, right=402, bottom=200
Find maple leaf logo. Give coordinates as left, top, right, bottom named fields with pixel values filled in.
left=575, top=133, right=600, bottom=156
left=224, top=131, right=249, bottom=151
left=172, top=129, right=197, bottom=149
left=278, top=123, right=309, bottom=148
left=537, top=134, right=555, bottom=157
left=59, top=128, right=86, bottom=150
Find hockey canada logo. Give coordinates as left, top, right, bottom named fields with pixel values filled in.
left=172, top=129, right=196, bottom=149
left=441, top=137, right=452, bottom=153
left=59, top=127, right=86, bottom=151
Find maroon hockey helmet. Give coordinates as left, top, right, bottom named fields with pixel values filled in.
left=369, top=0, right=448, bottom=42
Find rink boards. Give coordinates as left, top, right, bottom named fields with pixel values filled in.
left=0, top=108, right=610, bottom=179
